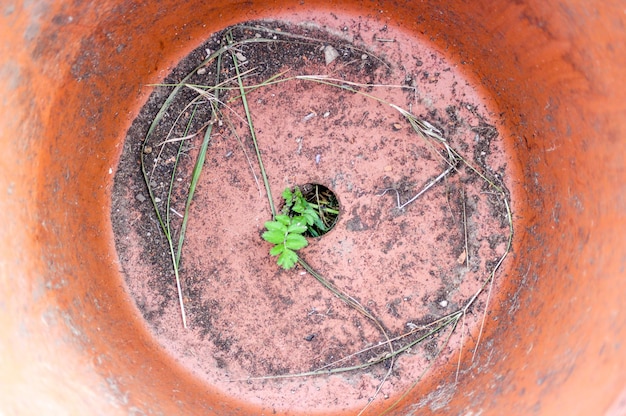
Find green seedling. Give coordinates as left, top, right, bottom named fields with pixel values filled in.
left=262, top=213, right=309, bottom=269
left=263, top=186, right=338, bottom=269
left=281, top=186, right=331, bottom=236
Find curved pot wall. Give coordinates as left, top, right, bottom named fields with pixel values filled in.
left=0, top=1, right=625, bottom=415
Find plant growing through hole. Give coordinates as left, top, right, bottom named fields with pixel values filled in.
left=138, top=23, right=513, bottom=414
left=262, top=186, right=338, bottom=269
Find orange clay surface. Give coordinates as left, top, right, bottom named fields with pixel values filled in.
left=112, top=18, right=512, bottom=413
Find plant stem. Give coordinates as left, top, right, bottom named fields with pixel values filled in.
left=297, top=257, right=395, bottom=359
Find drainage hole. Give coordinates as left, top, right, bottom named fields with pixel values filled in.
left=281, top=183, right=339, bottom=237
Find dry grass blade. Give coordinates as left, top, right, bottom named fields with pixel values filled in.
left=298, top=257, right=396, bottom=368
left=174, top=99, right=220, bottom=267
left=219, top=71, right=513, bottom=411
left=232, top=311, right=460, bottom=383
left=139, top=26, right=514, bottom=412
left=397, top=162, right=458, bottom=210
left=471, top=196, right=513, bottom=361
left=140, top=47, right=226, bottom=328
left=290, top=75, right=514, bottom=411
left=220, top=113, right=262, bottom=197
left=227, top=30, right=276, bottom=217
left=378, top=312, right=463, bottom=416
left=462, top=188, right=470, bottom=268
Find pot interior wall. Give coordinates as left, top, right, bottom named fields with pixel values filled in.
left=0, top=1, right=625, bottom=415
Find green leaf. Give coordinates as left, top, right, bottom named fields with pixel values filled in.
left=313, top=216, right=328, bottom=231
left=264, top=220, right=287, bottom=233
left=304, top=208, right=320, bottom=222
left=292, top=202, right=305, bottom=213
left=277, top=248, right=298, bottom=269
left=282, top=187, right=293, bottom=204
left=275, top=214, right=291, bottom=225
left=287, top=221, right=307, bottom=234
left=303, top=212, right=316, bottom=226
left=262, top=229, right=285, bottom=244
left=269, top=244, right=285, bottom=256
left=285, top=233, right=308, bottom=250
left=291, top=215, right=306, bottom=226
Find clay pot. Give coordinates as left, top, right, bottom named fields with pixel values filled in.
left=1, top=1, right=625, bottom=415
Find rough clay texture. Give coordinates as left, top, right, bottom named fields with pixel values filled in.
left=112, top=18, right=512, bottom=413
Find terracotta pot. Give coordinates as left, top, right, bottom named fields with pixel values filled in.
left=1, top=1, right=625, bottom=415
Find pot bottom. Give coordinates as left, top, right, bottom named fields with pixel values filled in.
left=112, top=14, right=514, bottom=414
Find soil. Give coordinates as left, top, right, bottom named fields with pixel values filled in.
left=111, top=17, right=513, bottom=414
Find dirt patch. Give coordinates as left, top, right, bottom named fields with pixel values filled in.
left=111, top=18, right=513, bottom=414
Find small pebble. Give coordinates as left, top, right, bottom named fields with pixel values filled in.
left=304, top=334, right=315, bottom=342
left=135, top=193, right=146, bottom=202
left=143, top=146, right=152, bottom=154
left=196, top=67, right=207, bottom=75
left=392, top=123, right=403, bottom=131
left=439, top=300, right=449, bottom=308
left=457, top=250, right=467, bottom=264
left=324, top=45, right=340, bottom=65
left=361, top=54, right=368, bottom=60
